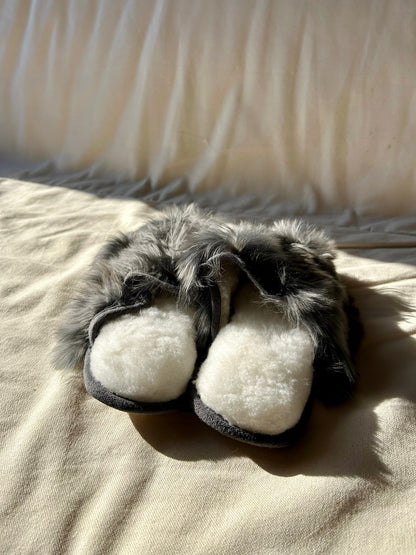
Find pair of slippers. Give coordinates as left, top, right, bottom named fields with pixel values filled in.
left=56, top=205, right=361, bottom=447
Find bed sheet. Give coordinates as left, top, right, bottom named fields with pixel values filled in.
left=1, top=175, right=415, bottom=554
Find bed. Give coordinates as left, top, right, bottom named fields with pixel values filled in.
left=1, top=1, right=415, bottom=553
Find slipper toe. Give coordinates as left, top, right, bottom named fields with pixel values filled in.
left=194, top=283, right=315, bottom=443
left=85, top=294, right=198, bottom=412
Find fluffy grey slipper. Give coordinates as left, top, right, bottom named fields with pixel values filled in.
left=179, top=220, right=362, bottom=447
left=54, top=206, right=224, bottom=412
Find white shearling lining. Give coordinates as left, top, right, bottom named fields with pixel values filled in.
left=90, top=295, right=197, bottom=402
left=195, top=283, right=314, bottom=435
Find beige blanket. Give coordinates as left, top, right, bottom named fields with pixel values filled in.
left=1, top=1, right=416, bottom=553
left=1, top=175, right=415, bottom=554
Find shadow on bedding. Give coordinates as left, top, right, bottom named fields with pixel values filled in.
left=2, top=161, right=416, bottom=267
left=130, top=283, right=415, bottom=483
left=3, top=162, right=416, bottom=261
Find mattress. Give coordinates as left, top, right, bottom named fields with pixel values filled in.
left=1, top=1, right=416, bottom=553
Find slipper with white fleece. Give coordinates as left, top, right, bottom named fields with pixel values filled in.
left=55, top=205, right=224, bottom=413
left=192, top=280, right=315, bottom=446
left=183, top=220, right=361, bottom=447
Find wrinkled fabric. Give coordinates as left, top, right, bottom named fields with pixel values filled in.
left=1, top=1, right=416, bottom=553
left=1, top=0, right=416, bottom=213
left=1, top=176, right=415, bottom=554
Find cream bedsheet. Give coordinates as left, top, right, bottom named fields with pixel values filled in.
left=1, top=175, right=415, bottom=554
left=1, top=0, right=416, bottom=553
